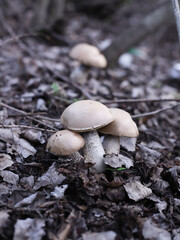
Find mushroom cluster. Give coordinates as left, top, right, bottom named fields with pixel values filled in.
left=46, top=100, right=139, bottom=173
left=60, top=100, right=114, bottom=172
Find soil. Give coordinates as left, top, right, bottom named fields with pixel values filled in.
left=0, top=1, right=180, bottom=240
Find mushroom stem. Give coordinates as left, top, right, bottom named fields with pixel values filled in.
left=103, top=135, right=120, bottom=155
left=82, top=130, right=105, bottom=173
left=70, top=65, right=89, bottom=85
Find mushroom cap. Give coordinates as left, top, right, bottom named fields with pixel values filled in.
left=99, top=108, right=139, bottom=137
left=46, top=130, right=85, bottom=156
left=60, top=100, right=114, bottom=132
left=69, top=43, right=107, bottom=68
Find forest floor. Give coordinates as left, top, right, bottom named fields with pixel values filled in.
left=0, top=2, right=180, bottom=240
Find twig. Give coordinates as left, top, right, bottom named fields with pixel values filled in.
left=36, top=116, right=60, bottom=122
left=132, top=103, right=180, bottom=118
left=0, top=101, right=58, bottom=131
left=0, top=33, right=38, bottom=47
left=102, top=98, right=180, bottom=105
left=9, top=111, right=60, bottom=122
left=8, top=112, right=46, bottom=117
left=172, top=0, right=180, bottom=43
left=0, top=124, right=56, bottom=133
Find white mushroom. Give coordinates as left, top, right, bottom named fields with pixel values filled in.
left=60, top=100, right=114, bottom=172
left=70, top=43, right=107, bottom=68
left=69, top=43, right=107, bottom=85
left=99, top=108, right=139, bottom=159
left=46, top=130, right=85, bottom=161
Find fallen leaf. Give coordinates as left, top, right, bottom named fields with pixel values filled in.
left=51, top=185, right=68, bottom=199
left=120, top=136, right=137, bottom=152
left=142, top=217, right=171, bottom=240
left=0, top=170, right=19, bottom=185
left=82, top=231, right=117, bottom=240
left=139, top=144, right=162, bottom=167
left=20, top=176, right=35, bottom=188
left=104, top=154, right=133, bottom=169
left=22, top=129, right=45, bottom=144
left=16, top=138, right=37, bottom=158
left=34, top=163, right=66, bottom=190
left=0, top=211, right=9, bottom=229
left=14, top=193, right=38, bottom=208
left=124, top=180, right=152, bottom=201
left=0, top=128, right=20, bottom=143
left=0, top=153, right=14, bottom=170
left=0, top=128, right=36, bottom=158
left=13, top=218, right=45, bottom=240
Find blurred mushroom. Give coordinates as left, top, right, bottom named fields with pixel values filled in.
left=60, top=100, right=114, bottom=172
left=69, top=43, right=107, bottom=85
left=70, top=43, right=107, bottom=68
left=99, top=108, right=139, bottom=160
left=46, top=130, right=85, bottom=161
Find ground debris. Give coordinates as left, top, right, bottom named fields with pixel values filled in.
left=0, top=211, right=9, bottom=229
left=34, top=163, right=66, bottom=190
left=0, top=128, right=36, bottom=158
left=0, top=153, right=14, bottom=170
left=124, top=180, right=152, bottom=201
left=51, top=184, right=68, bottom=199
left=82, top=231, right=116, bottom=240
left=142, top=216, right=171, bottom=240
left=13, top=218, right=45, bottom=240
left=16, top=138, right=37, bottom=158
left=0, top=170, right=19, bottom=185
left=120, top=136, right=137, bottom=152
left=138, top=144, right=162, bottom=167
left=0, top=1, right=179, bottom=239
left=22, top=129, right=45, bottom=144
left=14, top=192, right=39, bottom=208
left=104, top=153, right=133, bottom=169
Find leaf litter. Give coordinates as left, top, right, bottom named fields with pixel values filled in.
left=0, top=1, right=180, bottom=239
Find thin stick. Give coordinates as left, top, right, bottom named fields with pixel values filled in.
left=8, top=112, right=46, bottom=117
left=35, top=116, right=60, bottom=122
left=0, top=124, right=56, bottom=133
left=0, top=101, right=58, bottom=131
left=9, top=112, right=60, bottom=122
left=132, top=103, right=180, bottom=118
left=102, top=98, right=180, bottom=105
left=0, top=33, right=38, bottom=47
left=172, top=0, right=180, bottom=43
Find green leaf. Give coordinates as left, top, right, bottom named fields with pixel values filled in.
left=51, top=83, right=59, bottom=94
left=106, top=167, right=126, bottom=171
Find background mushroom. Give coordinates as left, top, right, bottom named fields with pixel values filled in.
left=46, top=129, right=85, bottom=161
left=69, top=43, right=107, bottom=85
left=99, top=108, right=139, bottom=161
left=60, top=100, right=114, bottom=172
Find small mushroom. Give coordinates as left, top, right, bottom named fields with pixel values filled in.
left=46, top=130, right=85, bottom=160
left=70, top=43, right=107, bottom=68
left=60, top=100, right=114, bottom=172
left=99, top=108, right=139, bottom=160
left=69, top=43, right=107, bottom=84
